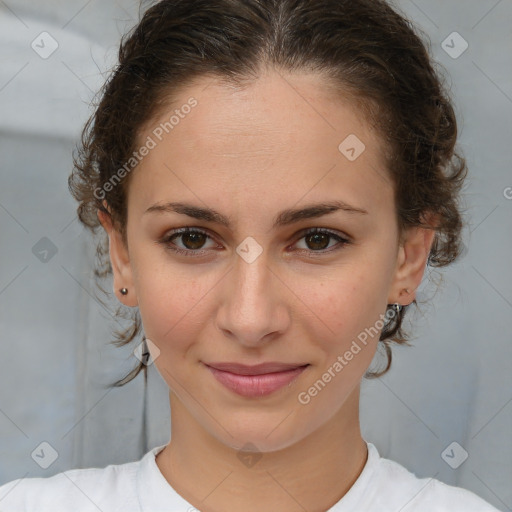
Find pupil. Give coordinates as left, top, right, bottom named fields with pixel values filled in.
left=183, top=232, right=205, bottom=250
left=307, top=233, right=329, bottom=250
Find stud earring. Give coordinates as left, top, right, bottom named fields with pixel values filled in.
left=120, top=288, right=128, bottom=295
left=392, top=303, right=403, bottom=315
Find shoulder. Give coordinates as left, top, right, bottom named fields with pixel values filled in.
left=370, top=446, right=501, bottom=511
left=0, top=458, right=141, bottom=512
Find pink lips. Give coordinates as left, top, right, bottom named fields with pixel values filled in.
left=204, top=362, right=309, bottom=397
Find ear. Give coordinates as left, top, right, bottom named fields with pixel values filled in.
left=388, top=212, right=438, bottom=305
left=97, top=202, right=138, bottom=307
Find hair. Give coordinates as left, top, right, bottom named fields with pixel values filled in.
left=69, top=0, right=468, bottom=388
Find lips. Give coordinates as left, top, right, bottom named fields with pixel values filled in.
left=204, top=362, right=308, bottom=375
left=204, top=362, right=310, bottom=397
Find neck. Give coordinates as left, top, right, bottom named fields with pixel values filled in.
left=156, top=385, right=368, bottom=512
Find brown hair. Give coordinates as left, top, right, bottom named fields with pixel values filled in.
left=69, top=0, right=468, bottom=387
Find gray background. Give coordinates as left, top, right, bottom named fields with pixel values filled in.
left=0, top=0, right=511, bottom=510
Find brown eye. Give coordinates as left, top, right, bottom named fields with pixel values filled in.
left=294, top=228, right=351, bottom=254
left=175, top=231, right=208, bottom=250
left=304, top=231, right=331, bottom=251
left=160, top=228, right=217, bottom=256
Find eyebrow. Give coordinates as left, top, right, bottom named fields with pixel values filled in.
left=144, top=200, right=368, bottom=229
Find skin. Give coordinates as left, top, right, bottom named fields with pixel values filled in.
left=98, top=67, right=436, bottom=512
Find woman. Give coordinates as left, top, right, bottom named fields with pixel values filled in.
left=0, top=0, right=502, bottom=510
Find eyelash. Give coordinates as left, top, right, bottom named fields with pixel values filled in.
left=159, top=227, right=351, bottom=258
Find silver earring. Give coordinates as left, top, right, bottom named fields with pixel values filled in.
left=393, top=303, right=402, bottom=315
left=120, top=288, right=128, bottom=295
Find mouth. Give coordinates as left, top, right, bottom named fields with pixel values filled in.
left=203, top=362, right=310, bottom=397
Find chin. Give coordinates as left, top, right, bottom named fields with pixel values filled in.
left=210, top=416, right=308, bottom=454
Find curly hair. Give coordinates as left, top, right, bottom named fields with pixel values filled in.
left=69, top=0, right=468, bottom=387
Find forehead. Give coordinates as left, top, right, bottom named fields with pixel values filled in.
left=129, top=70, right=394, bottom=222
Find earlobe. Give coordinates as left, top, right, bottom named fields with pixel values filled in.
left=388, top=221, right=437, bottom=305
left=97, top=208, right=138, bottom=307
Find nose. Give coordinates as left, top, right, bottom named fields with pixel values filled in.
left=215, top=249, right=291, bottom=348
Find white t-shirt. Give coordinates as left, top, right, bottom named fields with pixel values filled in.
left=0, top=441, right=501, bottom=511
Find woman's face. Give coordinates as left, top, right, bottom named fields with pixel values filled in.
left=103, top=69, right=430, bottom=452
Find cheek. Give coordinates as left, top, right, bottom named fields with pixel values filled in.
left=299, top=261, right=392, bottom=380
left=302, top=265, right=385, bottom=334
left=132, top=259, right=217, bottom=355
left=295, top=278, right=384, bottom=414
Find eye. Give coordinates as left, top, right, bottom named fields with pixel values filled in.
left=159, top=227, right=218, bottom=256
left=293, top=227, right=351, bottom=254
left=158, top=227, right=351, bottom=257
